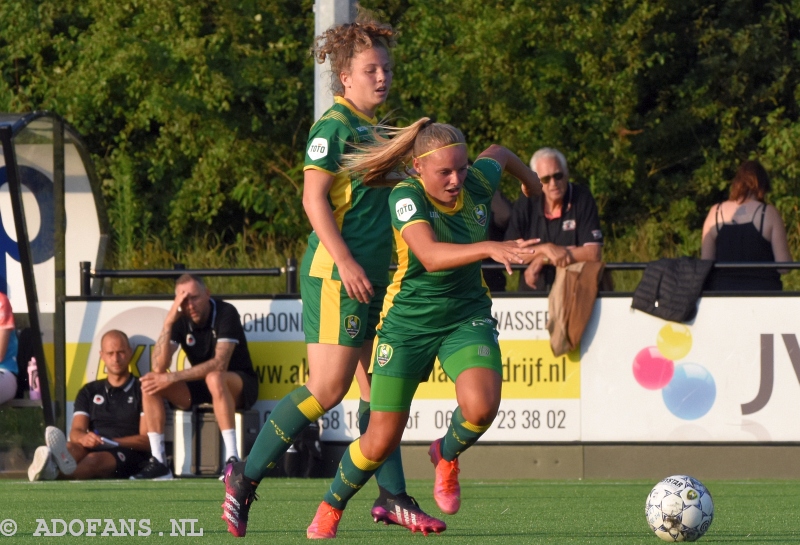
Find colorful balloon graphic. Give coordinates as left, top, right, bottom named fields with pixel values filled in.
left=632, top=346, right=674, bottom=390
left=662, top=363, right=716, bottom=420
left=656, top=323, right=693, bottom=360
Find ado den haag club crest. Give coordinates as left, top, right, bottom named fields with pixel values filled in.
left=376, top=344, right=393, bottom=367
left=344, top=315, right=361, bottom=339
left=473, top=204, right=487, bottom=227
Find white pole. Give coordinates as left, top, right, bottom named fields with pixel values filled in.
left=313, top=0, right=356, bottom=122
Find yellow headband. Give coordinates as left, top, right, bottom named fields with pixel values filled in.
left=415, top=142, right=466, bottom=160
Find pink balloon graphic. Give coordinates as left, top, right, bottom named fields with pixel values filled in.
left=633, top=346, right=675, bottom=390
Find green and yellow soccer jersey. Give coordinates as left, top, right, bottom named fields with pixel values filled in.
left=301, top=96, right=392, bottom=284
left=379, top=157, right=503, bottom=333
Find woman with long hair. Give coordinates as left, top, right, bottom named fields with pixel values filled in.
left=222, top=11, right=443, bottom=538
left=702, top=160, right=792, bottom=290
left=305, top=118, right=542, bottom=538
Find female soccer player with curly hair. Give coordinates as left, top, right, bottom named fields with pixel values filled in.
left=222, top=10, right=444, bottom=538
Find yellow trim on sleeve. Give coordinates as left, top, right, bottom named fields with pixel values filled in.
left=398, top=218, right=429, bottom=235
left=303, top=165, right=337, bottom=175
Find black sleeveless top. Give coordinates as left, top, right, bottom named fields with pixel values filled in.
left=706, top=203, right=782, bottom=291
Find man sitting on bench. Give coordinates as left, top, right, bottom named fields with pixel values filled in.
left=28, top=330, right=149, bottom=480
left=133, top=274, right=258, bottom=480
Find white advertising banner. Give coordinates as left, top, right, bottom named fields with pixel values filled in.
left=64, top=295, right=799, bottom=443
left=581, top=297, right=800, bottom=442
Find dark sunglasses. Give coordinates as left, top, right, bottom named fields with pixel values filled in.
left=540, top=172, right=565, bottom=184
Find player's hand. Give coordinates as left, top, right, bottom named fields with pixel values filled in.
left=140, top=371, right=174, bottom=395
left=337, top=257, right=374, bottom=304
left=511, top=237, right=540, bottom=249
left=77, top=431, right=103, bottom=449
left=486, top=241, right=536, bottom=275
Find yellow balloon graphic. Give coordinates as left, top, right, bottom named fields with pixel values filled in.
left=656, top=323, right=692, bottom=360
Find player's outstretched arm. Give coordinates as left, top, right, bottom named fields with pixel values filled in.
left=402, top=222, right=535, bottom=274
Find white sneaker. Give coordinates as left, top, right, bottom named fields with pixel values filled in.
left=45, top=426, right=77, bottom=476
left=28, top=446, right=59, bottom=481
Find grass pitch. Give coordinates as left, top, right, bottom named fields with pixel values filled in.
left=1, top=477, right=799, bottom=543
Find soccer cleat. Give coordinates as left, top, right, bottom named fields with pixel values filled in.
left=307, top=501, right=343, bottom=539
left=221, top=461, right=258, bottom=538
left=428, top=438, right=461, bottom=515
left=130, top=457, right=173, bottom=480
left=28, top=446, right=59, bottom=482
left=219, top=455, right=240, bottom=481
left=371, top=493, right=446, bottom=535
left=45, top=426, right=76, bottom=476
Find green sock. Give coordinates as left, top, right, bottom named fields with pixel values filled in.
left=244, top=386, right=325, bottom=481
left=441, top=406, right=491, bottom=461
left=358, top=399, right=406, bottom=496
left=324, top=439, right=381, bottom=509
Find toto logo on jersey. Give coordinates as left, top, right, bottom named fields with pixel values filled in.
left=307, top=138, right=328, bottom=160
left=395, top=198, right=417, bottom=222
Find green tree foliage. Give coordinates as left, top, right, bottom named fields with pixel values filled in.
left=1, top=0, right=799, bottom=268
left=0, top=0, right=314, bottom=261
left=368, top=0, right=800, bottom=260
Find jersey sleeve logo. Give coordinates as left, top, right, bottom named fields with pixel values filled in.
left=473, top=204, right=488, bottom=226
left=395, top=198, right=417, bottom=222
left=307, top=137, right=329, bottom=160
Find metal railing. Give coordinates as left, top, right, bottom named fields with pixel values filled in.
left=79, top=258, right=299, bottom=296
left=79, top=259, right=800, bottom=297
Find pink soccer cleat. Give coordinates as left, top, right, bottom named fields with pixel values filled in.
left=428, top=438, right=461, bottom=515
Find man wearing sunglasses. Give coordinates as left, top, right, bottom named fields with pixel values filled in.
left=505, top=147, right=603, bottom=290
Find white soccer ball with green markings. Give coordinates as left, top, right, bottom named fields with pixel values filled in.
left=645, top=474, right=714, bottom=542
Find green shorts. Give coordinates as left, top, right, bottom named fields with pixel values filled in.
left=370, top=316, right=502, bottom=411
left=301, top=274, right=387, bottom=347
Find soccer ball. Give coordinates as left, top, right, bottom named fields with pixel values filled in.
left=645, top=474, right=714, bottom=542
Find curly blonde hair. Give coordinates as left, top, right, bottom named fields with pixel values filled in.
left=311, top=6, right=397, bottom=96
left=341, top=118, right=467, bottom=187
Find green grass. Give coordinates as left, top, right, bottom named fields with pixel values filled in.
left=1, top=477, right=799, bottom=543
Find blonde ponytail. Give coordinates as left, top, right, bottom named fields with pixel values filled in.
left=342, top=118, right=467, bottom=187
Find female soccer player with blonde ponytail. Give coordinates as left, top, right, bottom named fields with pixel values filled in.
left=222, top=11, right=444, bottom=539
left=306, top=118, right=542, bottom=538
